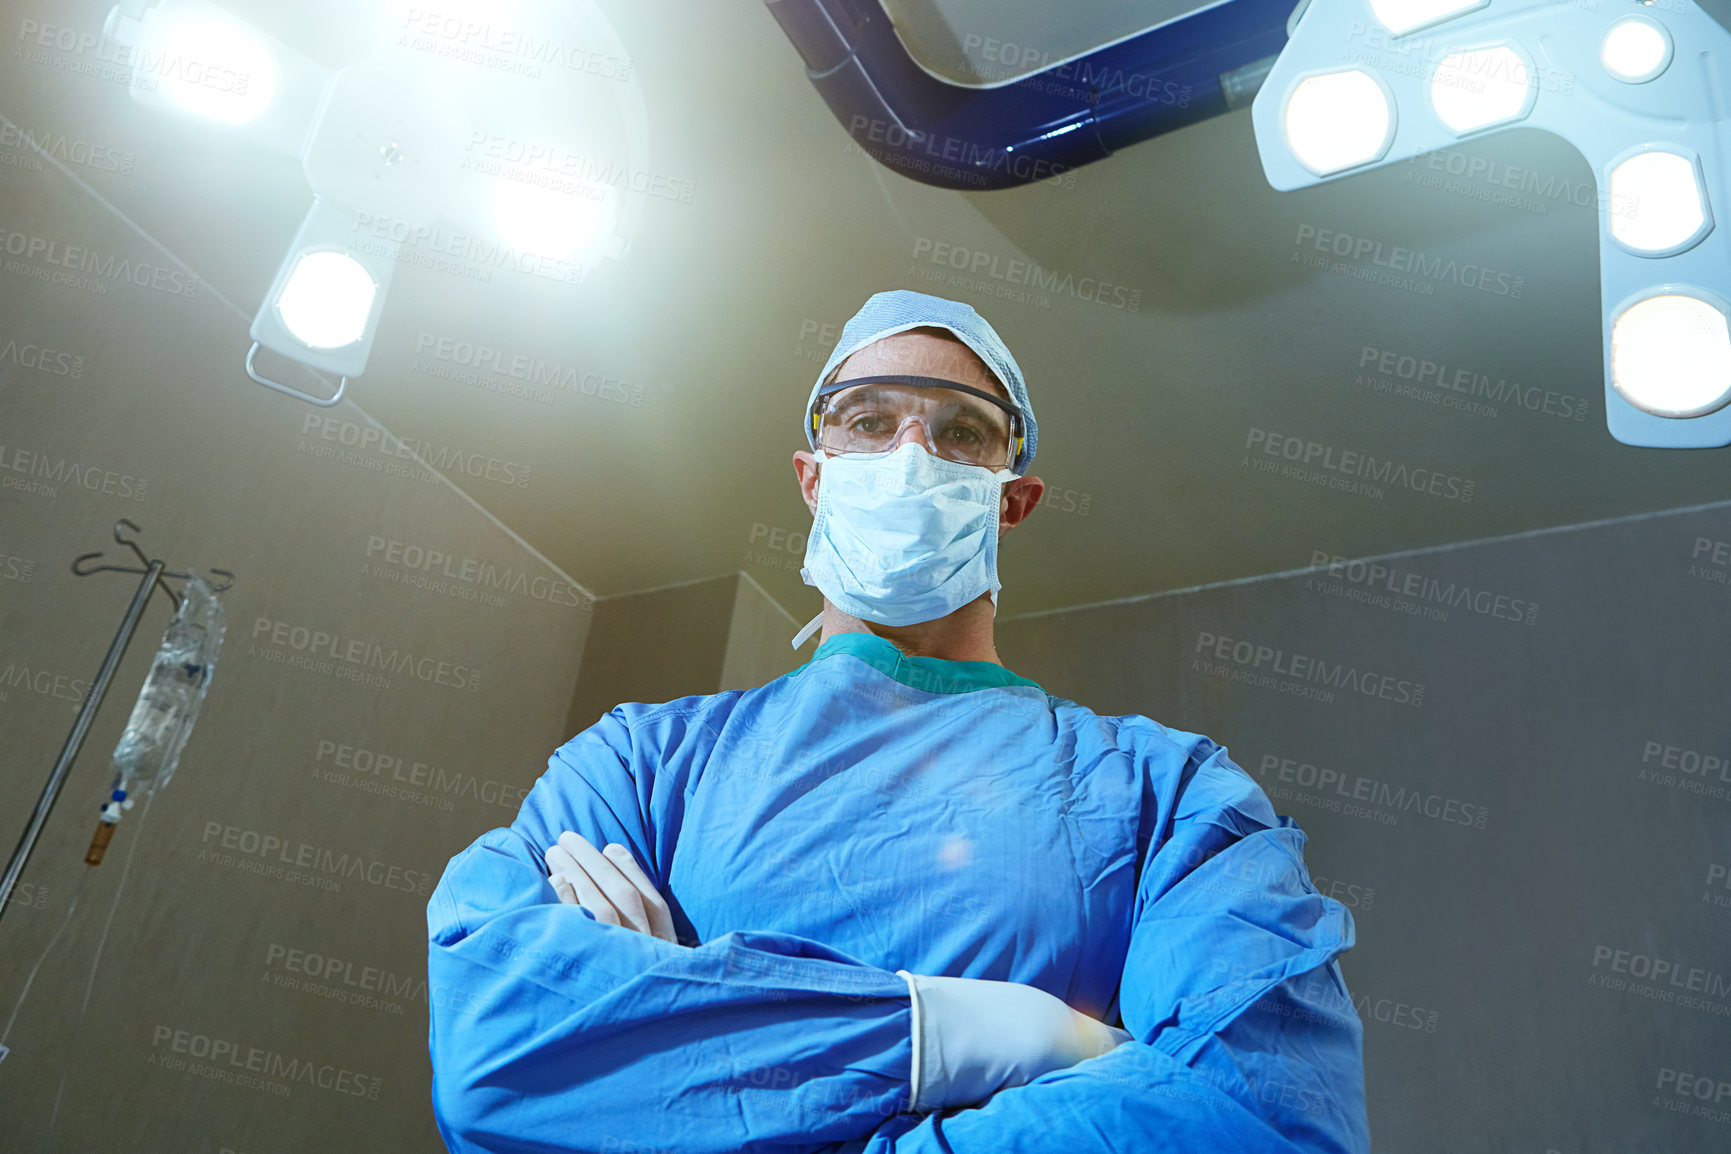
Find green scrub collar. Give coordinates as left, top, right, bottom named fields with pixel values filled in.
left=793, top=632, right=1044, bottom=695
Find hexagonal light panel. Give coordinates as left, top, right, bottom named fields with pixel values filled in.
left=1367, top=0, right=1488, bottom=37
left=1611, top=294, right=1731, bottom=419
left=1283, top=69, right=1395, bottom=176
left=1609, top=150, right=1712, bottom=256
left=1430, top=45, right=1532, bottom=135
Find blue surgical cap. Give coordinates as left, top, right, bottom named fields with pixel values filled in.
left=804, top=289, right=1039, bottom=475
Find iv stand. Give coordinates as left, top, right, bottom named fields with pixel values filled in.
left=0, top=519, right=234, bottom=929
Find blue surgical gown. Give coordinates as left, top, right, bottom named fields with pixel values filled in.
left=428, top=633, right=1369, bottom=1153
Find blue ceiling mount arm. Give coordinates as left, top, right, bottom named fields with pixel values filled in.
left=764, top=0, right=1296, bottom=191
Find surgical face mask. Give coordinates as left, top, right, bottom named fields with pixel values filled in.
left=797, top=442, right=1015, bottom=642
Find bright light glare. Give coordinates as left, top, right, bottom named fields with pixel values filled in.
left=1609, top=152, right=1708, bottom=253
left=1601, top=18, right=1672, bottom=83
left=494, top=181, right=615, bottom=262
left=276, top=251, right=376, bottom=349
left=1430, top=46, right=1530, bottom=134
left=145, top=10, right=277, bottom=124
left=1611, top=295, right=1731, bottom=418
left=1367, top=0, right=1487, bottom=36
left=1283, top=71, right=1392, bottom=176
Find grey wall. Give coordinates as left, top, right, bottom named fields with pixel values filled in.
left=996, top=501, right=1731, bottom=1154
left=719, top=572, right=810, bottom=692
left=565, top=571, right=807, bottom=733
left=564, top=575, right=738, bottom=733
left=0, top=309, right=596, bottom=1152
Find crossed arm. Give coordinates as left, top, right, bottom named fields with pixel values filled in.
left=542, top=829, right=1131, bottom=1118
left=427, top=712, right=1369, bottom=1154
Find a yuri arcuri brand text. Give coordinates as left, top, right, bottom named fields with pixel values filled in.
left=911, top=237, right=1140, bottom=310
left=412, top=331, right=643, bottom=406
left=0, top=546, right=35, bottom=582
left=958, top=33, right=1193, bottom=106
left=314, top=738, right=531, bottom=811
left=1245, top=428, right=1474, bottom=503
left=297, top=414, right=532, bottom=488
left=199, top=820, right=435, bottom=896
left=1591, top=945, right=1731, bottom=1001
left=365, top=535, right=589, bottom=609
left=0, top=336, right=85, bottom=377
left=400, top=9, right=632, bottom=80
left=264, top=941, right=426, bottom=1007
left=1637, top=739, right=1731, bottom=802
left=1401, top=145, right=1638, bottom=218
left=1294, top=224, right=1525, bottom=299
left=0, top=225, right=198, bottom=297
left=1654, top=1066, right=1731, bottom=1121
left=848, top=117, right=1076, bottom=188
left=1308, top=550, right=1539, bottom=626
left=462, top=132, right=690, bottom=202
left=0, top=442, right=148, bottom=500
left=1256, top=753, right=1488, bottom=829
left=149, top=1023, right=381, bottom=1100
left=1193, top=631, right=1426, bottom=707
left=250, top=616, right=483, bottom=691
left=1356, top=345, right=1587, bottom=422
left=0, top=120, right=134, bottom=175
left=0, top=659, right=87, bottom=705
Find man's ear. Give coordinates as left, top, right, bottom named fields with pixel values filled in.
left=1001, top=475, right=1044, bottom=531
left=793, top=450, right=821, bottom=514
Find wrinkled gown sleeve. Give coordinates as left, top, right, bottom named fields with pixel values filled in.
left=427, top=705, right=916, bottom=1154
left=849, top=736, right=1370, bottom=1154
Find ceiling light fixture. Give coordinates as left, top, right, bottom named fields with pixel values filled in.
left=105, top=0, right=646, bottom=407
left=1253, top=0, right=1731, bottom=448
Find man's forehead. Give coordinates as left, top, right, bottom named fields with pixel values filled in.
left=834, top=329, right=1009, bottom=401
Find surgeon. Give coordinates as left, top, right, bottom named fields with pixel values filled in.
left=427, top=290, right=1371, bottom=1153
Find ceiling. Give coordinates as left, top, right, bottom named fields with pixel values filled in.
left=7, top=0, right=1731, bottom=623
left=881, top=0, right=1232, bottom=85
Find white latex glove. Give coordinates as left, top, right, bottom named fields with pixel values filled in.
left=896, top=970, right=1132, bottom=1112
left=544, top=831, right=682, bottom=945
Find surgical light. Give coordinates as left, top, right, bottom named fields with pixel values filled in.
left=1610, top=294, right=1731, bottom=418
left=494, top=180, right=620, bottom=264
left=150, top=7, right=274, bottom=122
left=1253, top=0, right=1731, bottom=447
left=248, top=197, right=397, bottom=406
left=109, top=0, right=648, bottom=407
left=275, top=251, right=376, bottom=349
left=1429, top=46, right=1531, bottom=135
left=106, top=0, right=331, bottom=154
left=1608, top=150, right=1709, bottom=255
left=241, top=58, right=470, bottom=404
left=1283, top=70, right=1394, bottom=175
left=1367, top=0, right=1486, bottom=37
left=1601, top=17, right=1673, bottom=84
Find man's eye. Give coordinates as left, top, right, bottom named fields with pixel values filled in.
left=943, top=425, right=984, bottom=444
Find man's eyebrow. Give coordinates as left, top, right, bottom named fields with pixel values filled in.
left=828, top=387, right=881, bottom=414
left=828, top=382, right=1006, bottom=417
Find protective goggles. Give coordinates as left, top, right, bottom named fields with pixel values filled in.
left=808, top=375, right=1026, bottom=472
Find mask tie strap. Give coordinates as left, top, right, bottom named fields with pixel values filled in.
left=791, top=611, right=824, bottom=650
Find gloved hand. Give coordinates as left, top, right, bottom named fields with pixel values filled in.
left=544, top=831, right=683, bottom=945
left=896, top=970, right=1132, bottom=1112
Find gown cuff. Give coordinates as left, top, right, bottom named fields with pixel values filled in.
left=895, top=968, right=923, bottom=1112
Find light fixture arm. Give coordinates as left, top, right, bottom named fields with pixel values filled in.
left=244, top=341, right=347, bottom=407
